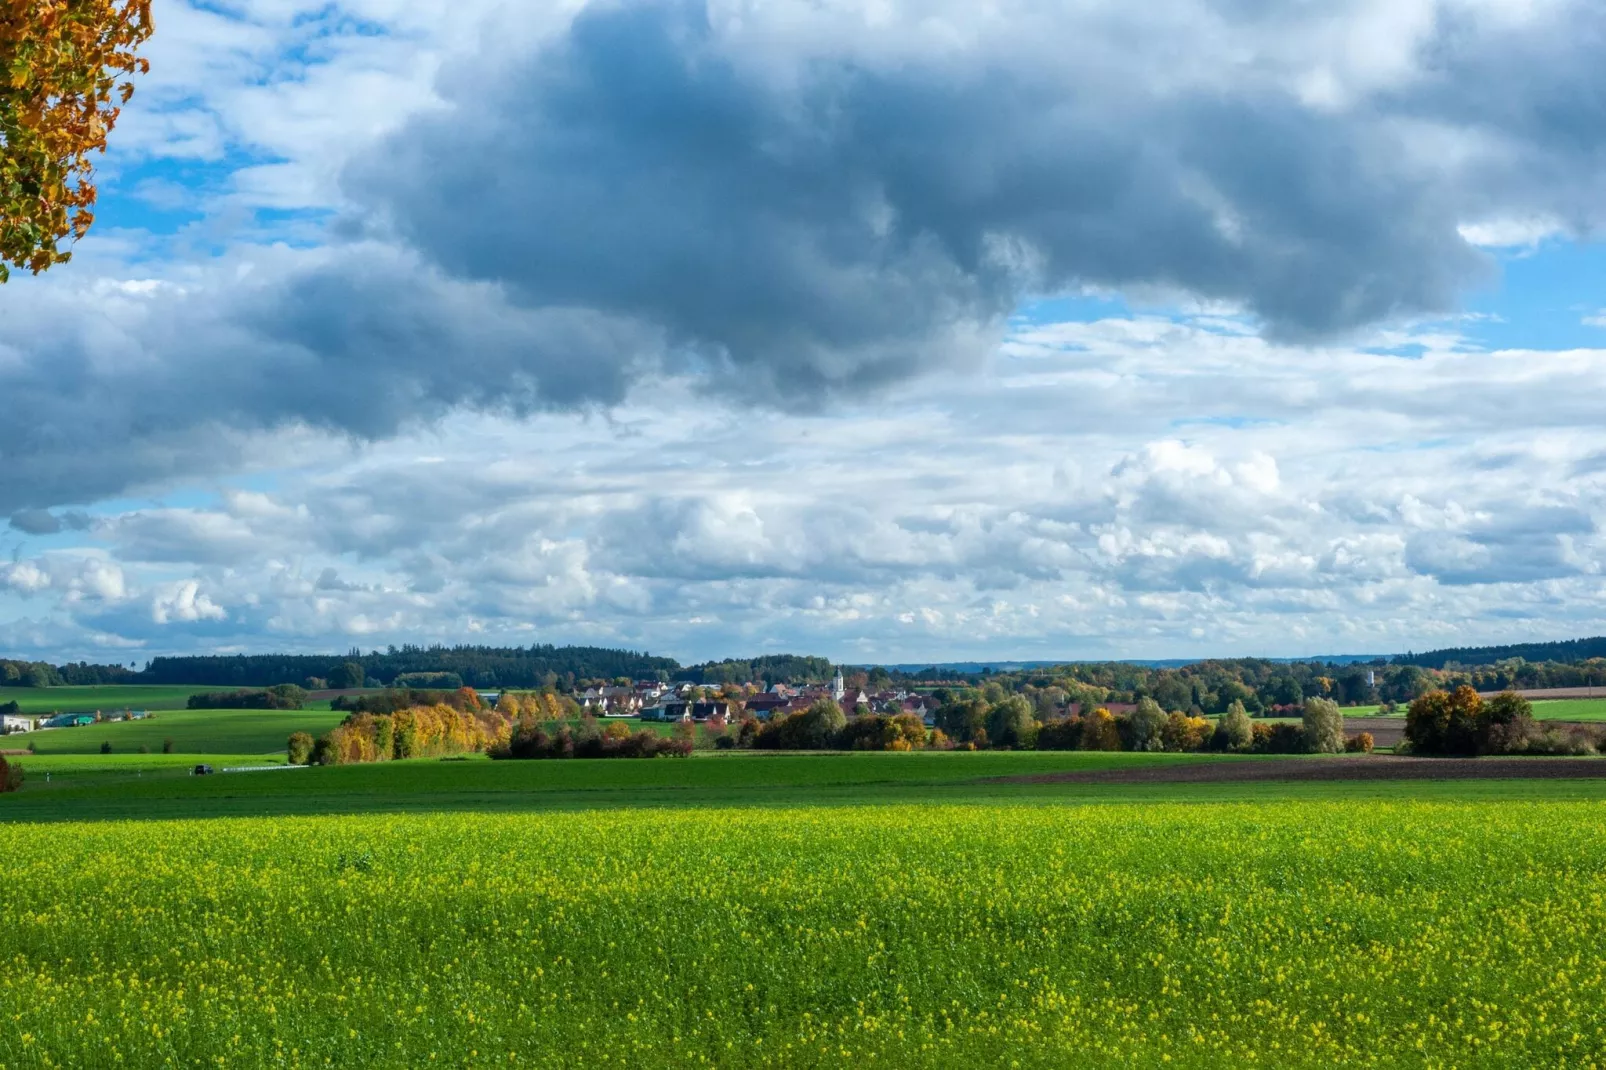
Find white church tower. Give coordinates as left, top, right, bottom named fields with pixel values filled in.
left=831, top=669, right=845, bottom=703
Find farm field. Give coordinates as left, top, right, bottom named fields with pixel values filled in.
left=4, top=799, right=1606, bottom=1066
left=1527, top=698, right=1606, bottom=721
left=0, top=683, right=225, bottom=713
left=5, top=707, right=345, bottom=756
left=7, top=749, right=1606, bottom=823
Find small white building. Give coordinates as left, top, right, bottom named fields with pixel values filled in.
left=1, top=713, right=37, bottom=734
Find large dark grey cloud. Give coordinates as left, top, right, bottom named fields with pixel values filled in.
left=5, top=0, right=1606, bottom=514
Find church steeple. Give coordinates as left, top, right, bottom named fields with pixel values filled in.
left=831, top=669, right=845, bottom=702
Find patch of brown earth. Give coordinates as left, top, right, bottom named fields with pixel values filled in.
left=1000, top=755, right=1606, bottom=785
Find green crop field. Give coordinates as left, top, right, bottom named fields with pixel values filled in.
left=0, top=684, right=228, bottom=713
left=5, top=707, right=345, bottom=756
left=1527, top=698, right=1606, bottom=721
left=4, top=799, right=1606, bottom=1066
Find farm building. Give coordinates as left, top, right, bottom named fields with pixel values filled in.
left=43, top=713, right=96, bottom=728
left=1, top=713, right=37, bottom=734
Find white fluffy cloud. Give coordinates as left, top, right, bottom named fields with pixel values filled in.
left=6, top=308, right=1606, bottom=661
left=5, top=0, right=1606, bottom=661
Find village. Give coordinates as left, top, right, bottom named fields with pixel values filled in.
left=582, top=671, right=938, bottom=725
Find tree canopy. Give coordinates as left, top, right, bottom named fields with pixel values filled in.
left=0, top=0, right=151, bottom=280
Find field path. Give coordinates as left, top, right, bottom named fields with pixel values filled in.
left=995, top=755, right=1606, bottom=784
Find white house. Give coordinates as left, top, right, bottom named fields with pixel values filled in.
left=1, top=713, right=37, bottom=734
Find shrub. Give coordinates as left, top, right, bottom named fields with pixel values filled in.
left=1251, top=722, right=1308, bottom=754
left=1345, top=732, right=1375, bottom=753
left=1520, top=724, right=1600, bottom=757
left=138, top=743, right=150, bottom=754
left=491, top=720, right=690, bottom=759
left=1302, top=698, right=1345, bottom=754
left=0, top=755, right=22, bottom=793
left=1480, top=691, right=1536, bottom=755
left=162, top=737, right=174, bottom=754
left=99, top=740, right=111, bottom=754
left=188, top=685, right=306, bottom=711
left=287, top=731, right=314, bottom=765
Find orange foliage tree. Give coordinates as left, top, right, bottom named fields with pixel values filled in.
left=1, top=0, right=152, bottom=279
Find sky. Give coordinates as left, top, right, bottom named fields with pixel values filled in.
left=4, top=0, right=1606, bottom=667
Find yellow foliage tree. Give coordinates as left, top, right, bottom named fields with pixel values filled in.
left=1, top=0, right=152, bottom=279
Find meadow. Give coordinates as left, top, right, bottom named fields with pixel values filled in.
left=5, top=707, right=345, bottom=756
left=4, top=800, right=1606, bottom=1067
left=0, top=684, right=225, bottom=713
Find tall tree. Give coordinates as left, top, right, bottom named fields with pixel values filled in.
left=0, top=0, right=152, bottom=280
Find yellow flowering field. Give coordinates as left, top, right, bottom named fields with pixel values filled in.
left=3, top=802, right=1606, bottom=1067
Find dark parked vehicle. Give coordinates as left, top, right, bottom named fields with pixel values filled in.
left=193, top=764, right=214, bottom=776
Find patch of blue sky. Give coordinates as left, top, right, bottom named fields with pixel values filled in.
left=1460, top=240, right=1606, bottom=352
left=1170, top=415, right=1284, bottom=430
left=1361, top=437, right=1455, bottom=453
left=1361, top=341, right=1429, bottom=359
left=1013, top=292, right=1133, bottom=326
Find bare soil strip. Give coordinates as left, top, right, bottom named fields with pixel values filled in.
left=998, top=756, right=1606, bottom=785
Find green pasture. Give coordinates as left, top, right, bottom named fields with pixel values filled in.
left=0, top=683, right=224, bottom=713
left=6, top=707, right=344, bottom=756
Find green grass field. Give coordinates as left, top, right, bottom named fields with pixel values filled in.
left=4, top=707, right=345, bottom=756
left=1527, top=698, right=1606, bottom=721
left=0, top=683, right=228, bottom=712
left=4, top=798, right=1606, bottom=1066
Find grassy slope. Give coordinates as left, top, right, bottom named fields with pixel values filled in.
left=6, top=707, right=345, bottom=755
left=0, top=684, right=227, bottom=712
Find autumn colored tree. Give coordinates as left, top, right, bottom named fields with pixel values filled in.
left=1404, top=685, right=1484, bottom=755
left=1, top=0, right=152, bottom=279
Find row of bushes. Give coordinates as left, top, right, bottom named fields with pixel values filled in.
left=1404, top=688, right=1603, bottom=755
left=293, top=701, right=685, bottom=765
left=720, top=697, right=1368, bottom=755
left=295, top=703, right=512, bottom=765
left=187, top=684, right=307, bottom=710
left=491, top=718, right=692, bottom=760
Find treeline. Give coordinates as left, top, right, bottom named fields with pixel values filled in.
left=1, top=659, right=138, bottom=688
left=704, top=695, right=1370, bottom=756
left=676, top=655, right=834, bottom=686
left=297, top=687, right=684, bottom=764
left=1399, top=637, right=1606, bottom=670
left=140, top=645, right=680, bottom=689
left=186, top=685, right=306, bottom=710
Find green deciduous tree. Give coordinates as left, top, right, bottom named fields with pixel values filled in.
left=1302, top=697, right=1345, bottom=754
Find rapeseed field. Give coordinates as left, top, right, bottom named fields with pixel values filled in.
left=3, top=801, right=1605, bottom=1067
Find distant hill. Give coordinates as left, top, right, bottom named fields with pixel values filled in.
left=1395, top=637, right=1606, bottom=670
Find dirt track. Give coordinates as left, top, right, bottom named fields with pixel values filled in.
left=1000, top=756, right=1606, bottom=784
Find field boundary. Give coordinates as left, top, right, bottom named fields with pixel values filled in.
left=993, top=755, right=1606, bottom=784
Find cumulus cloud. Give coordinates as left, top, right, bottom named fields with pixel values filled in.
left=6, top=305, right=1605, bottom=662
left=4, top=0, right=1606, bottom=513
